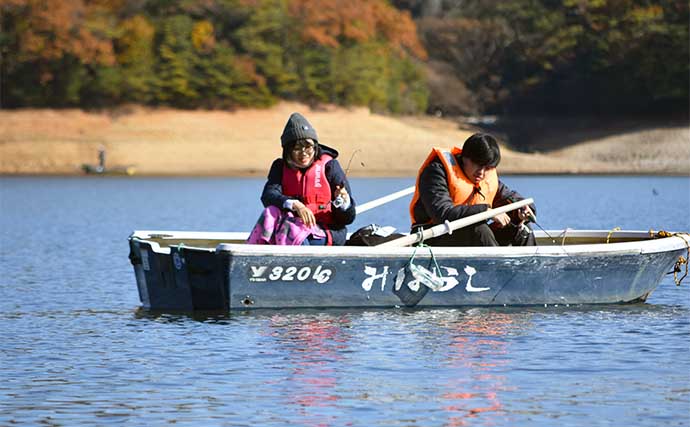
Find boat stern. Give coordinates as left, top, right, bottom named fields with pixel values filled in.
left=128, top=233, right=228, bottom=311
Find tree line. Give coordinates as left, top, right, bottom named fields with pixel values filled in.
left=1, top=0, right=687, bottom=115
left=399, top=0, right=689, bottom=115
left=0, top=0, right=428, bottom=113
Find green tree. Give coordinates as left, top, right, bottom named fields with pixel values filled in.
left=191, top=23, right=273, bottom=108
left=286, top=0, right=428, bottom=111
left=387, top=56, right=429, bottom=114
left=235, top=0, right=300, bottom=98
left=154, top=14, right=198, bottom=106
left=331, top=43, right=388, bottom=109
left=295, top=45, right=332, bottom=104
left=404, top=0, right=688, bottom=114
left=115, top=14, right=157, bottom=104
left=493, top=0, right=689, bottom=113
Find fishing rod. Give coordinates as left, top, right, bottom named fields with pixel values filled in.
left=344, top=149, right=364, bottom=175
left=507, top=196, right=557, bottom=244
left=333, top=149, right=364, bottom=208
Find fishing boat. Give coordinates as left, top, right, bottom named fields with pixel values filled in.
left=81, top=164, right=136, bottom=175
left=128, top=226, right=689, bottom=311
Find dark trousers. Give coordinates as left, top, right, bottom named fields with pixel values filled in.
left=416, top=222, right=536, bottom=247
left=301, top=235, right=327, bottom=246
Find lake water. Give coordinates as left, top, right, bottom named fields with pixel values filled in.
left=1, top=175, right=689, bottom=426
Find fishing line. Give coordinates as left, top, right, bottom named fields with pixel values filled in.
left=506, top=196, right=557, bottom=244
left=344, top=149, right=364, bottom=175
left=531, top=219, right=557, bottom=244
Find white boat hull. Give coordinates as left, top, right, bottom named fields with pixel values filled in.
left=128, top=230, right=689, bottom=310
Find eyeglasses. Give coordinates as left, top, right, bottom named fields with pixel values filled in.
left=292, top=143, right=315, bottom=154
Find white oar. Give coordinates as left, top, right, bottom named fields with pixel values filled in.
left=378, top=198, right=534, bottom=247
left=355, top=185, right=415, bottom=215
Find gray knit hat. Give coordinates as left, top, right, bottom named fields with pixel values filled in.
left=280, top=112, right=319, bottom=147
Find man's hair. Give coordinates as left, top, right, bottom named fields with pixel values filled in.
left=461, top=133, right=501, bottom=167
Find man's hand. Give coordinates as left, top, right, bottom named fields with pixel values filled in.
left=293, top=201, right=316, bottom=227
left=517, top=205, right=535, bottom=223
left=492, top=212, right=511, bottom=228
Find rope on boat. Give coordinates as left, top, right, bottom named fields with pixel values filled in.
left=674, top=256, right=688, bottom=286
left=405, top=241, right=446, bottom=291
left=606, top=227, right=621, bottom=244
left=669, top=232, right=689, bottom=286
left=410, top=243, right=442, bottom=273
left=415, top=227, right=425, bottom=245
left=652, top=230, right=690, bottom=286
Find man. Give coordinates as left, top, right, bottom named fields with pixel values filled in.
left=409, top=133, right=536, bottom=246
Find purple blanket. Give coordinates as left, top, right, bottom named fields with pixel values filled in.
left=246, top=205, right=326, bottom=245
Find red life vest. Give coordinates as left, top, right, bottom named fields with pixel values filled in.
left=282, top=153, right=335, bottom=228
left=410, top=147, right=498, bottom=224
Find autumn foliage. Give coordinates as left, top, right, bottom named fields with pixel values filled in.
left=1, top=0, right=686, bottom=115
left=0, top=0, right=428, bottom=112
left=289, top=0, right=425, bottom=59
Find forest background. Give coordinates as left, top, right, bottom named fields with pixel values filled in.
left=0, top=0, right=688, bottom=175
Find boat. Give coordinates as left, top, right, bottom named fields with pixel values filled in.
left=82, top=164, right=136, bottom=175
left=128, top=228, right=689, bottom=311
left=81, top=146, right=136, bottom=175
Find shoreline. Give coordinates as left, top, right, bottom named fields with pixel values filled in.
left=2, top=170, right=689, bottom=178
left=1, top=103, right=688, bottom=177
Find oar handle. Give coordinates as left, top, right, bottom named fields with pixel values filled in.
left=355, top=186, right=415, bottom=215
left=378, top=198, right=535, bottom=247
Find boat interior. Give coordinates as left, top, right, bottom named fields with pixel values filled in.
left=130, top=229, right=668, bottom=251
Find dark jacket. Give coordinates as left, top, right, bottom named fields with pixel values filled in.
left=411, top=157, right=536, bottom=228
left=261, top=144, right=356, bottom=245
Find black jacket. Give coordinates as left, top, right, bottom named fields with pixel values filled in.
left=411, top=157, right=536, bottom=228
left=261, top=144, right=356, bottom=245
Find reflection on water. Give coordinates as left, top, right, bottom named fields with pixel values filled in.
left=133, top=307, right=235, bottom=324
left=3, top=294, right=689, bottom=426
left=266, top=314, right=350, bottom=426
left=252, top=309, right=520, bottom=427
left=124, top=302, right=690, bottom=426
left=425, top=311, right=516, bottom=426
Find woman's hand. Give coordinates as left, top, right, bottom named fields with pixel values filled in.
left=293, top=201, right=316, bottom=227
left=334, top=185, right=350, bottom=208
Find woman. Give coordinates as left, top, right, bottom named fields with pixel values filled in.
left=247, top=112, right=356, bottom=245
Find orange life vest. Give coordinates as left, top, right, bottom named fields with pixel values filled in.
left=409, top=147, right=498, bottom=224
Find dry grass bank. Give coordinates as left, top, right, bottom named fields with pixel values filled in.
left=1, top=103, right=688, bottom=176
